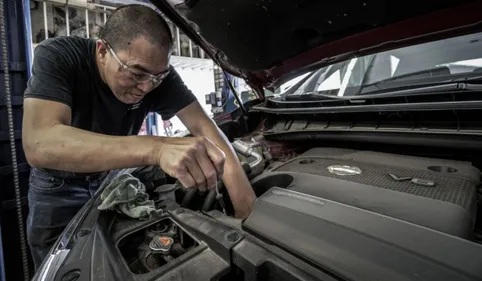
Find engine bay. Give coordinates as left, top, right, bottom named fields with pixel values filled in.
left=178, top=140, right=481, bottom=240
left=49, top=138, right=482, bottom=281
left=118, top=218, right=199, bottom=274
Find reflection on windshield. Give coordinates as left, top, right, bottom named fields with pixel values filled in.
left=277, top=72, right=312, bottom=94
left=281, top=32, right=482, bottom=97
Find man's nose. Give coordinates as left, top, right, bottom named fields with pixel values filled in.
left=136, top=81, right=153, bottom=93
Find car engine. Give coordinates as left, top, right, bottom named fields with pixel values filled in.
left=252, top=147, right=479, bottom=239
left=37, top=139, right=482, bottom=281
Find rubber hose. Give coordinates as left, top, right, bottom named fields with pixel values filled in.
left=201, top=182, right=223, bottom=212
left=201, top=163, right=251, bottom=212
left=0, top=1, right=30, bottom=280
left=180, top=189, right=197, bottom=208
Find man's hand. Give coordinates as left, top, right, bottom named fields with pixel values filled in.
left=156, top=136, right=226, bottom=191
left=177, top=101, right=257, bottom=218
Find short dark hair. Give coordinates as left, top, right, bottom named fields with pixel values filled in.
left=99, top=4, right=173, bottom=52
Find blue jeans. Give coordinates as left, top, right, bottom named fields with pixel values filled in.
left=26, top=168, right=106, bottom=270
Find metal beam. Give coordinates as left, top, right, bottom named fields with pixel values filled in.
left=43, top=2, right=48, bottom=39
left=94, top=0, right=102, bottom=25
left=85, top=9, right=89, bottom=38
left=176, top=27, right=181, bottom=56
left=189, top=39, right=193, bottom=57
left=34, top=0, right=113, bottom=13
left=97, top=0, right=157, bottom=10
left=65, top=6, right=70, bottom=36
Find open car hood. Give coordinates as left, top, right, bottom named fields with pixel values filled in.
left=151, top=0, right=482, bottom=98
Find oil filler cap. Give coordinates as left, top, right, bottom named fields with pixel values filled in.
left=149, top=236, right=174, bottom=255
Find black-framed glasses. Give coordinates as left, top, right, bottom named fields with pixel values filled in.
left=104, top=40, right=170, bottom=85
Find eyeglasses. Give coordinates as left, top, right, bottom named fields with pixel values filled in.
left=104, top=40, right=170, bottom=86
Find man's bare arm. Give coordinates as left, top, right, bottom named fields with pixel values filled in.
left=177, top=101, right=256, bottom=218
left=22, top=98, right=162, bottom=172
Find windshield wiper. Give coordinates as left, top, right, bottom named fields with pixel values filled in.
left=369, top=67, right=453, bottom=85
left=283, top=79, right=482, bottom=102
left=359, top=72, right=482, bottom=94
left=284, top=92, right=349, bottom=101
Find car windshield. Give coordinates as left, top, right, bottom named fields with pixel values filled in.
left=279, top=32, right=482, bottom=97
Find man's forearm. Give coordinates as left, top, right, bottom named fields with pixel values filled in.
left=206, top=132, right=256, bottom=217
left=222, top=154, right=256, bottom=217
left=190, top=120, right=256, bottom=217
left=25, top=124, right=159, bottom=172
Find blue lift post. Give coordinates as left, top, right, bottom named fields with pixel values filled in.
left=0, top=231, right=4, bottom=281
left=0, top=0, right=33, bottom=280
left=22, top=0, right=34, bottom=78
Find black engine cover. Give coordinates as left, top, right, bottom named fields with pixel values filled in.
left=251, top=148, right=480, bottom=238
left=243, top=187, right=482, bottom=281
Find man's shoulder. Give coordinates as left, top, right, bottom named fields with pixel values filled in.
left=26, top=36, right=100, bottom=107
left=35, top=36, right=95, bottom=60
left=38, top=36, right=89, bottom=48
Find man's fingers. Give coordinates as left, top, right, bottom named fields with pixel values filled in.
left=165, top=137, right=225, bottom=191
left=174, top=165, right=197, bottom=189
left=177, top=172, right=196, bottom=189
left=195, top=149, right=218, bottom=190
left=186, top=159, right=207, bottom=191
left=203, top=139, right=226, bottom=179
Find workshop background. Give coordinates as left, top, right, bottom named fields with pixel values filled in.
left=0, top=0, right=257, bottom=280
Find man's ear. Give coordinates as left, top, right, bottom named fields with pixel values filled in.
left=96, top=40, right=108, bottom=64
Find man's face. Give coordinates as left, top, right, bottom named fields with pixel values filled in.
left=97, top=36, right=170, bottom=104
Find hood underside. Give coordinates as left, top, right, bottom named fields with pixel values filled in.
left=153, top=0, right=482, bottom=94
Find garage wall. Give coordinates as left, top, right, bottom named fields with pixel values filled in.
left=30, top=2, right=55, bottom=39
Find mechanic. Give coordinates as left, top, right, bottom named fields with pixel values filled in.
left=22, top=4, right=256, bottom=269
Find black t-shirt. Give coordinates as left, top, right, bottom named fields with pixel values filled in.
left=24, top=36, right=196, bottom=136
